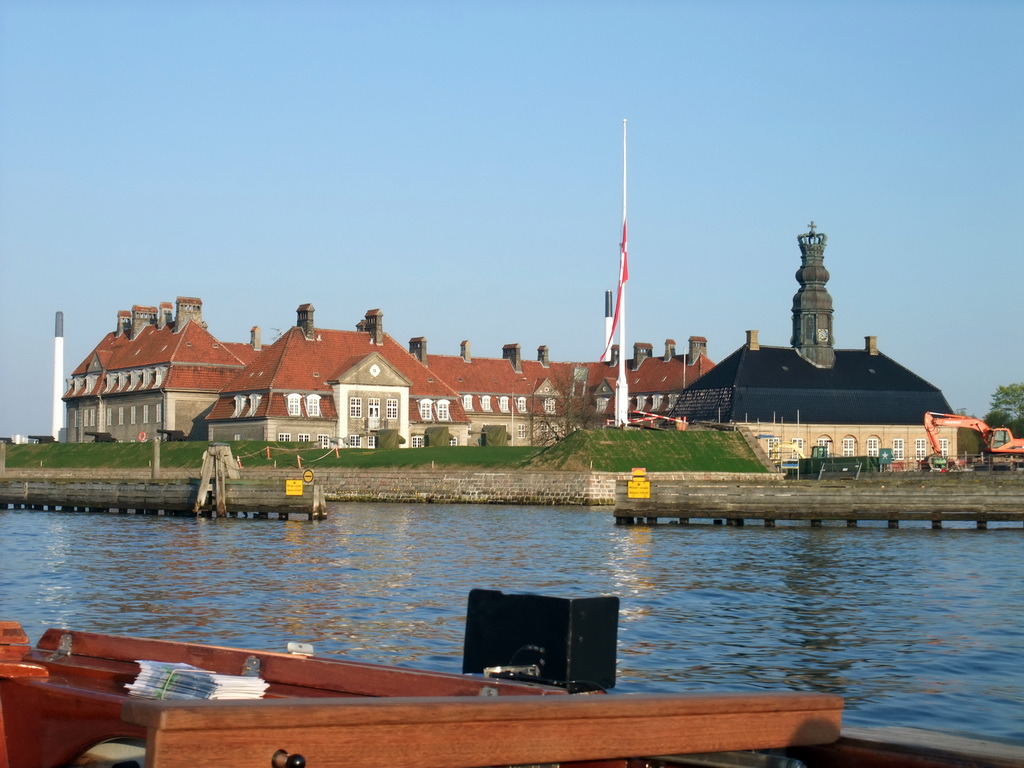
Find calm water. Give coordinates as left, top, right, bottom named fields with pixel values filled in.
left=1, top=504, right=1021, bottom=739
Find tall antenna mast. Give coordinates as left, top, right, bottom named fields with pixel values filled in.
left=615, top=119, right=630, bottom=427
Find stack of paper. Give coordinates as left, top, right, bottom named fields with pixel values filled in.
left=126, top=660, right=268, bottom=700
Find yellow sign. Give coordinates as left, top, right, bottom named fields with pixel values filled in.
left=285, top=479, right=304, bottom=496
left=627, top=480, right=651, bottom=499
left=632, top=467, right=647, bottom=479
left=302, top=469, right=314, bottom=484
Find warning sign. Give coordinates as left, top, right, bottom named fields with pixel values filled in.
left=302, top=469, right=314, bottom=484
left=285, top=479, right=304, bottom=496
left=627, top=479, right=651, bottom=499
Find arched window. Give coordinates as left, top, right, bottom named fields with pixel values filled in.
left=286, top=393, right=302, bottom=417
left=498, top=396, right=510, bottom=413
left=436, top=400, right=450, bottom=421
left=419, top=399, right=433, bottom=421
left=306, top=394, right=321, bottom=417
left=232, top=395, right=247, bottom=418
left=462, top=394, right=473, bottom=410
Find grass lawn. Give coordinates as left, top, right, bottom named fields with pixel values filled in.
left=3, top=429, right=768, bottom=474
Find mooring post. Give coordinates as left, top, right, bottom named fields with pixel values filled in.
left=152, top=437, right=161, bottom=480
left=0, top=441, right=5, bottom=478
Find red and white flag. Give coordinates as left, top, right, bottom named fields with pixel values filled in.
left=601, top=219, right=628, bottom=361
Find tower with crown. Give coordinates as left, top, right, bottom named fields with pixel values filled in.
left=791, top=222, right=835, bottom=368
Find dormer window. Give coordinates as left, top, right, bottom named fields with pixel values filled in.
left=306, top=394, right=321, bottom=417
left=142, top=369, right=152, bottom=388
left=481, top=395, right=492, bottom=412
left=436, top=400, right=450, bottom=421
left=462, top=394, right=473, bottom=411
left=232, top=395, right=248, bottom=418
left=247, top=394, right=262, bottom=417
left=419, top=399, right=433, bottom=421
left=104, top=375, right=115, bottom=393
left=516, top=396, right=527, bottom=413
left=544, top=398, right=556, bottom=414
left=498, top=396, right=510, bottom=413
left=154, top=367, right=166, bottom=387
left=286, top=393, right=302, bottom=417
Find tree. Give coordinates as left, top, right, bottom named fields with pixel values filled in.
left=989, top=383, right=1024, bottom=422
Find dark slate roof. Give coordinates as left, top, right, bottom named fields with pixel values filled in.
left=667, top=345, right=952, bottom=425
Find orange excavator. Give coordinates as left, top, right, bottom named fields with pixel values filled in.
left=923, top=412, right=1024, bottom=465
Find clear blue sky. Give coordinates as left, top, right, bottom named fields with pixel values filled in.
left=1, top=1, right=1021, bottom=437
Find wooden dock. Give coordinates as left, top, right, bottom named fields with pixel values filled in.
left=614, top=474, right=1024, bottom=528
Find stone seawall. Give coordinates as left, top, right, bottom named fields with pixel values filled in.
left=0, top=468, right=778, bottom=507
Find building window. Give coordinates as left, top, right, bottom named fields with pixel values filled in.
left=367, top=398, right=381, bottom=428
left=419, top=399, right=433, bottom=421
left=892, top=439, right=905, bottom=460
left=481, top=396, right=492, bottom=412
left=449, top=437, right=458, bottom=446
left=462, top=394, right=473, bottom=411
left=118, top=408, right=124, bottom=425
left=367, top=435, right=377, bottom=449
left=544, top=398, right=556, bottom=414
left=349, top=435, right=362, bottom=448
left=386, top=398, right=399, bottom=420
left=232, top=395, right=247, bottom=418
left=107, top=408, right=113, bottom=426
left=411, top=435, right=424, bottom=448
left=915, top=439, right=928, bottom=459
left=866, top=438, right=880, bottom=457
left=143, top=405, right=150, bottom=424
left=318, top=434, right=331, bottom=448
left=436, top=400, right=450, bottom=421
left=652, top=395, right=663, bottom=410
left=499, top=396, right=510, bottom=413
left=306, top=395, right=321, bottom=417
left=517, top=424, right=528, bottom=441
left=248, top=394, right=262, bottom=417
left=349, top=397, right=362, bottom=419
left=766, top=437, right=780, bottom=454
left=278, top=433, right=291, bottom=442
left=155, top=404, right=162, bottom=423
left=516, top=396, right=527, bottom=413
left=286, top=393, right=302, bottom=417
left=842, top=437, right=856, bottom=457
left=104, top=375, right=115, bottom=393
left=816, top=437, right=831, bottom=456
left=596, top=396, right=609, bottom=412
left=298, top=433, right=310, bottom=442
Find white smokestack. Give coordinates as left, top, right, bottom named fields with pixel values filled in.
left=52, top=311, right=64, bottom=440
left=602, top=290, right=613, bottom=362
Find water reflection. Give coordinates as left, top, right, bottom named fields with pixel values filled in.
left=1, top=504, right=1021, bottom=739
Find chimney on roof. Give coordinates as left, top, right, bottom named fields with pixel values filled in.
left=251, top=326, right=262, bottom=351
left=664, top=339, right=676, bottom=362
left=460, top=340, right=471, bottom=362
left=609, top=344, right=619, bottom=367
left=633, top=342, right=652, bottom=369
left=537, top=345, right=549, bottom=367
left=746, top=330, right=760, bottom=352
left=409, top=337, right=428, bottom=364
left=131, top=305, right=157, bottom=339
left=296, top=304, right=315, bottom=340
left=115, top=310, right=131, bottom=337
left=687, top=336, right=707, bottom=365
left=174, top=297, right=203, bottom=331
left=157, top=302, right=173, bottom=330
left=865, top=335, right=879, bottom=356
left=502, top=343, right=522, bottom=373
left=363, top=309, right=383, bottom=345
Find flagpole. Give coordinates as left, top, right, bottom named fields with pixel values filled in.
left=616, top=119, right=629, bottom=427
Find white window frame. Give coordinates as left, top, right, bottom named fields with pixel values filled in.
left=349, top=434, right=362, bottom=448
left=419, top=399, right=433, bottom=421
left=517, top=423, right=528, bottom=441
left=436, top=400, right=450, bottom=421
left=130, top=406, right=137, bottom=425
left=318, top=434, right=331, bottom=448
left=915, top=439, right=928, bottom=459
left=498, top=396, right=510, bottom=413
left=306, top=394, right=321, bottom=417
left=297, top=433, right=311, bottom=442
left=462, top=394, right=473, bottom=411
left=939, top=438, right=950, bottom=456
left=411, top=435, right=424, bottom=448
left=349, top=397, right=362, bottom=419
left=118, top=407, right=124, bottom=425
left=480, top=395, right=492, bottom=412
left=247, top=394, right=262, bottom=417
left=143, top=405, right=150, bottom=424
left=232, top=395, right=247, bottom=418
left=842, top=437, right=856, bottom=457
left=386, top=398, right=399, bottom=420
left=866, top=438, right=880, bottom=457
left=544, top=398, right=556, bottom=414
left=892, top=438, right=905, bottom=460
left=286, top=393, right=302, bottom=417
left=516, top=396, right=527, bottom=413
left=278, top=433, right=291, bottom=442
left=367, top=435, right=377, bottom=449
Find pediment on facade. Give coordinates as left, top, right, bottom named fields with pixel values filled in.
left=536, top=378, right=559, bottom=396
left=87, top=353, right=106, bottom=373
left=335, top=353, right=412, bottom=388
left=594, top=380, right=614, bottom=397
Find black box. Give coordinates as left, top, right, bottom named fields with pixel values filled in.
left=461, top=589, right=619, bottom=691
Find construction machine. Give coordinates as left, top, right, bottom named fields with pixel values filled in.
left=923, top=412, right=1024, bottom=467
